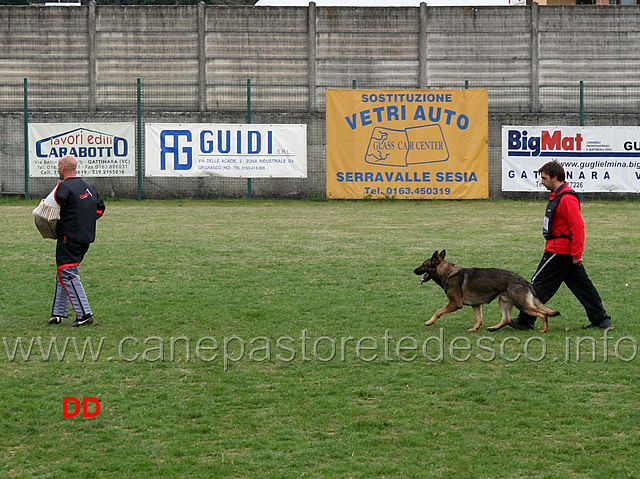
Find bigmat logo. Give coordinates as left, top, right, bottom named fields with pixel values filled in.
left=507, top=129, right=583, bottom=157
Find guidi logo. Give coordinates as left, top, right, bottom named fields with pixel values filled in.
left=507, top=129, right=583, bottom=157
left=63, top=396, right=101, bottom=418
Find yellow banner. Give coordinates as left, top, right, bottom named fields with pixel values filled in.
left=326, top=89, right=488, bottom=199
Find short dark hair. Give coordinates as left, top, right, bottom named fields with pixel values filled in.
left=538, top=160, right=565, bottom=182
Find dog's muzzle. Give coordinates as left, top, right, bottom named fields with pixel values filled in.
left=414, top=267, right=431, bottom=284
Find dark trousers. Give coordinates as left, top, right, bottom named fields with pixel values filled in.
left=517, top=252, right=610, bottom=326
left=56, top=237, right=89, bottom=267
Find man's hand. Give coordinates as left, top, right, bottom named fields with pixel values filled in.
left=573, top=257, right=583, bottom=265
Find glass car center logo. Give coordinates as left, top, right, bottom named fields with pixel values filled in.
left=35, top=127, right=129, bottom=159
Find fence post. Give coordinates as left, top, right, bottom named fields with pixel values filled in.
left=247, top=78, right=252, bottom=199
left=579, top=80, right=584, bottom=202
left=418, top=2, right=428, bottom=89
left=308, top=2, right=317, bottom=113
left=198, top=1, right=206, bottom=112
left=137, top=78, right=142, bottom=201
left=88, top=0, right=97, bottom=112
left=579, top=80, right=584, bottom=127
left=24, top=78, right=29, bottom=200
left=530, top=2, right=540, bottom=113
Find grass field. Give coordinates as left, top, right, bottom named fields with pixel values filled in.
left=1, top=198, right=639, bottom=478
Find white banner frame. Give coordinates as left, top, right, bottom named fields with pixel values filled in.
left=502, top=125, right=640, bottom=192
left=145, top=123, right=307, bottom=178
left=29, top=122, right=136, bottom=177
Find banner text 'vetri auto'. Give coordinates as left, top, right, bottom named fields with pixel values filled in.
left=326, top=89, right=488, bottom=199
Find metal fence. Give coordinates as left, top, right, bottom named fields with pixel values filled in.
left=6, top=79, right=640, bottom=114
left=2, top=78, right=640, bottom=199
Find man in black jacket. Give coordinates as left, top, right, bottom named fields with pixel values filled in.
left=49, top=155, right=105, bottom=327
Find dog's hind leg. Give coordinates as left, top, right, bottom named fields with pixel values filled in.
left=521, top=294, right=556, bottom=333
left=525, top=309, right=549, bottom=333
left=538, top=314, right=549, bottom=334
left=426, top=301, right=462, bottom=327
left=469, top=305, right=483, bottom=332
left=487, top=294, right=513, bottom=332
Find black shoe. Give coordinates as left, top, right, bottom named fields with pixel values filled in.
left=508, top=318, right=534, bottom=330
left=582, top=319, right=613, bottom=330
left=48, top=316, right=63, bottom=325
left=71, top=316, right=94, bottom=327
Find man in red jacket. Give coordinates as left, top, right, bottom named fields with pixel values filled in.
left=510, top=160, right=613, bottom=330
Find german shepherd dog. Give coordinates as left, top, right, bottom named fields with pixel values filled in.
left=413, top=250, right=560, bottom=333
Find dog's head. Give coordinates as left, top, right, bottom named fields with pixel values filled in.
left=413, top=250, right=447, bottom=284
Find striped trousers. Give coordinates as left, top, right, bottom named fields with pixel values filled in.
left=52, top=238, right=93, bottom=321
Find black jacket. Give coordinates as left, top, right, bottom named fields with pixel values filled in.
left=54, top=177, right=105, bottom=243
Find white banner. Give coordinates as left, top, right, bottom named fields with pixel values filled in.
left=29, top=123, right=136, bottom=177
left=502, top=126, right=640, bottom=192
left=145, top=123, right=307, bottom=178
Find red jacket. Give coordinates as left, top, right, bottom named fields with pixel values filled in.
left=544, top=183, right=584, bottom=259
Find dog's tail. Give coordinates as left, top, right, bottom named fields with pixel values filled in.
left=515, top=285, right=560, bottom=318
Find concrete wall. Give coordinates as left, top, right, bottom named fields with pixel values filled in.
left=2, top=3, right=640, bottom=198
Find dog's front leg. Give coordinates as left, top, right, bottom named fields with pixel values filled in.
left=426, top=302, right=461, bottom=327
left=469, top=305, right=483, bottom=332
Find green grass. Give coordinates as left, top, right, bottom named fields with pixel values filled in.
left=1, top=199, right=639, bottom=478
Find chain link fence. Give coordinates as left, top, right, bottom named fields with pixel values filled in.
left=2, top=78, right=639, bottom=199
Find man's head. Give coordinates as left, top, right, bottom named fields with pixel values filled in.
left=538, top=160, right=565, bottom=192
left=58, top=155, right=77, bottom=180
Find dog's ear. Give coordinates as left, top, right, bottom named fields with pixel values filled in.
left=439, top=250, right=446, bottom=260
left=431, top=250, right=440, bottom=262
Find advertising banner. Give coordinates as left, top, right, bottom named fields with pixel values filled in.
left=502, top=126, right=640, bottom=192
left=326, top=89, right=488, bottom=199
left=145, top=123, right=307, bottom=178
left=29, top=123, right=135, bottom=177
